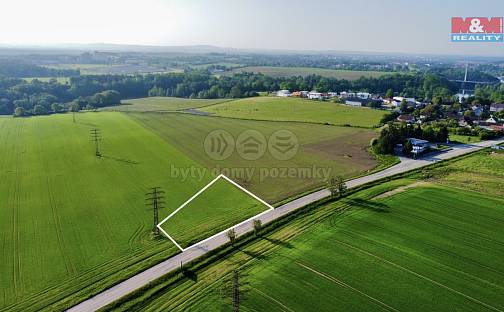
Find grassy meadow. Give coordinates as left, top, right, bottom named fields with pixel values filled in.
left=131, top=113, right=379, bottom=203
left=224, top=66, right=393, bottom=80
left=106, top=150, right=504, bottom=312
left=200, top=96, right=387, bottom=128
left=160, top=177, right=270, bottom=248
left=100, top=97, right=230, bottom=112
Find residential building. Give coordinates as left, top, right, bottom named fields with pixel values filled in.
left=276, top=90, right=291, bottom=97
left=408, top=138, right=430, bottom=156
left=308, top=91, right=324, bottom=100
left=339, top=91, right=356, bottom=98
left=397, top=114, right=415, bottom=123
left=490, top=103, right=504, bottom=113
left=471, top=105, right=484, bottom=117
left=356, top=92, right=371, bottom=99
left=345, top=99, right=363, bottom=107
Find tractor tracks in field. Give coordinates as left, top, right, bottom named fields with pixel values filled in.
left=11, top=120, right=24, bottom=299
left=332, top=238, right=504, bottom=312
left=296, top=261, right=400, bottom=312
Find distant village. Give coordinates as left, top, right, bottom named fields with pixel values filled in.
left=275, top=89, right=504, bottom=134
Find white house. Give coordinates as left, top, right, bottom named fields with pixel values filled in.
left=345, top=100, right=363, bottom=107
left=276, top=90, right=291, bottom=97
left=308, top=91, right=323, bottom=100
left=490, top=103, right=504, bottom=113
left=356, top=92, right=371, bottom=99
left=340, top=91, right=356, bottom=98
left=408, top=138, right=430, bottom=157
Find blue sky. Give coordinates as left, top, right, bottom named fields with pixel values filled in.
left=1, top=0, right=504, bottom=56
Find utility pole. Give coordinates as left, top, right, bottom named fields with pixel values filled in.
left=90, top=128, right=101, bottom=157
left=232, top=270, right=240, bottom=312
left=146, top=187, right=165, bottom=235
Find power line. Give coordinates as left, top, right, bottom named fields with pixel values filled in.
left=146, top=187, right=165, bottom=235
left=90, top=128, right=101, bottom=157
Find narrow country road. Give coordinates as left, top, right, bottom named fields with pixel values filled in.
left=67, top=138, right=504, bottom=312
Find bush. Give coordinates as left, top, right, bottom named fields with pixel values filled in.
left=33, top=104, right=47, bottom=115
left=14, top=107, right=24, bottom=117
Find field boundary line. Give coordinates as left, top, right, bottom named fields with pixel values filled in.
left=333, top=239, right=504, bottom=312
left=157, top=174, right=274, bottom=252
left=296, top=261, right=400, bottom=312
left=252, top=287, right=296, bottom=312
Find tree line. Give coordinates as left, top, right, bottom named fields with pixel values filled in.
left=0, top=60, right=80, bottom=78
left=372, top=122, right=449, bottom=155
left=0, top=71, right=458, bottom=115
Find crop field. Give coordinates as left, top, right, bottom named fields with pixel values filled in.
left=234, top=185, right=504, bottom=312
left=44, top=64, right=182, bottom=75
left=200, top=96, right=387, bottom=128
left=100, top=97, right=230, bottom=112
left=160, top=177, right=271, bottom=248
left=108, top=151, right=504, bottom=312
left=436, top=149, right=504, bottom=196
left=224, top=66, right=393, bottom=80
left=130, top=113, right=379, bottom=203
left=0, top=112, right=234, bottom=310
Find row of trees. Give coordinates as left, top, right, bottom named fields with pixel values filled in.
left=0, top=60, right=79, bottom=77
left=372, top=123, right=449, bottom=154
left=11, top=90, right=120, bottom=117
left=0, top=71, right=458, bottom=115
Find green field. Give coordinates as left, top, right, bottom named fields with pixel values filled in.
left=160, top=177, right=270, bottom=248
left=100, top=97, right=230, bottom=112
left=449, top=134, right=482, bottom=144
left=107, top=151, right=504, bottom=312
left=0, top=112, right=277, bottom=310
left=0, top=108, right=388, bottom=310
left=225, top=66, right=393, bottom=80
left=131, top=113, right=380, bottom=203
left=44, top=64, right=182, bottom=75
left=436, top=148, right=504, bottom=196
left=200, top=97, right=387, bottom=128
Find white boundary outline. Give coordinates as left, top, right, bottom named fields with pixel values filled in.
left=157, top=174, right=274, bottom=251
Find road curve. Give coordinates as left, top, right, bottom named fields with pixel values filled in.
left=67, top=138, right=504, bottom=312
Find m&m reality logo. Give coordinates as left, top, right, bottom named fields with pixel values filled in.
left=451, top=17, right=503, bottom=42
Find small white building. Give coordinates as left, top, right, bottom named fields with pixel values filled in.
left=340, top=91, right=356, bottom=98
left=308, top=91, right=323, bottom=100
left=471, top=105, right=483, bottom=117
left=490, top=103, right=504, bottom=113
left=408, top=138, right=430, bottom=156
left=356, top=92, right=371, bottom=99
left=345, top=100, right=363, bottom=107
left=277, top=90, right=291, bottom=97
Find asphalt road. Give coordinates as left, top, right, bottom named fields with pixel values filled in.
left=67, top=138, right=504, bottom=312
